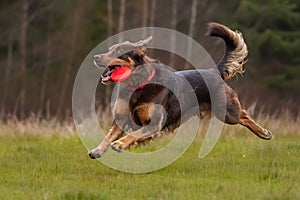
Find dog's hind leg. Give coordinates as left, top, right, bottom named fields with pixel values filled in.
left=239, top=110, right=272, bottom=140
left=219, top=85, right=272, bottom=140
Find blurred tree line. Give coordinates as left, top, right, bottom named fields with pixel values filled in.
left=0, top=0, right=299, bottom=120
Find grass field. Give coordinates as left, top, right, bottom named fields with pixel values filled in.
left=0, top=119, right=300, bottom=200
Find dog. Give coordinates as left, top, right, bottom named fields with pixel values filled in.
left=88, top=22, right=272, bottom=159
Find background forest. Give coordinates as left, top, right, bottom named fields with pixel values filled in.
left=0, top=0, right=299, bottom=120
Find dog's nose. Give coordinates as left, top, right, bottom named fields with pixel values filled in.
left=94, top=54, right=102, bottom=60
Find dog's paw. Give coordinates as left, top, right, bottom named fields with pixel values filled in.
left=262, top=129, right=272, bottom=140
left=111, top=140, right=126, bottom=152
left=88, top=147, right=108, bottom=159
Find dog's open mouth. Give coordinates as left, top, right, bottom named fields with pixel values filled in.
left=94, top=55, right=134, bottom=84
left=102, top=65, right=133, bottom=83
left=101, top=65, right=121, bottom=83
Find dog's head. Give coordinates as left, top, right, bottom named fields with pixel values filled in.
left=94, top=36, right=153, bottom=84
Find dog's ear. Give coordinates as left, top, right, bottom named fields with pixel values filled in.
left=133, top=36, right=152, bottom=48
left=140, top=47, right=147, bottom=55
left=140, top=36, right=152, bottom=46
left=131, top=36, right=152, bottom=59
left=134, top=47, right=147, bottom=57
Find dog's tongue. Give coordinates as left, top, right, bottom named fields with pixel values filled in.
left=111, top=66, right=132, bottom=82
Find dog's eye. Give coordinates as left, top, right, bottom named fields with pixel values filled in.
left=114, top=47, right=124, bottom=56
left=119, top=54, right=130, bottom=62
left=116, top=49, right=122, bottom=54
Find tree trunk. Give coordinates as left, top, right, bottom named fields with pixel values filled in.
left=1, top=29, right=13, bottom=118
left=104, top=0, right=114, bottom=107
left=148, top=0, right=156, bottom=55
left=107, top=0, right=113, bottom=46
left=118, top=0, right=126, bottom=42
left=142, top=0, right=149, bottom=38
left=38, top=14, right=53, bottom=119
left=169, top=0, right=177, bottom=67
left=56, top=3, right=81, bottom=118
left=184, top=0, right=198, bottom=69
left=149, top=0, right=156, bottom=27
left=18, top=0, right=29, bottom=119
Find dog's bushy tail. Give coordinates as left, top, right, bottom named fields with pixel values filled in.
left=207, top=22, right=248, bottom=80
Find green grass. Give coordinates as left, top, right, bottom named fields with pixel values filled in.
left=0, top=131, right=299, bottom=200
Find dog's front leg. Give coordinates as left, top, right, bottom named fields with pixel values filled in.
left=88, top=98, right=130, bottom=159
left=111, top=104, right=165, bottom=152
left=111, top=126, right=161, bottom=152
left=88, top=121, right=124, bottom=159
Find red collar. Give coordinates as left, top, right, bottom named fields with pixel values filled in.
left=127, top=68, right=156, bottom=91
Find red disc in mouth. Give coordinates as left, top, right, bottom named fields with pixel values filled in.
left=111, top=66, right=132, bottom=82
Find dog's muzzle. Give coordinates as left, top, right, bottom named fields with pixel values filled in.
left=94, top=55, right=106, bottom=69
left=93, top=54, right=114, bottom=84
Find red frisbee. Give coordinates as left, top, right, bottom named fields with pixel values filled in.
left=111, top=66, right=132, bottom=82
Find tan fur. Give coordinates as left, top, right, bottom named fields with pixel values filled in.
left=239, top=110, right=271, bottom=139
left=223, top=30, right=248, bottom=79
left=132, top=102, right=154, bottom=125
left=110, top=58, right=135, bottom=68
left=89, top=121, right=124, bottom=157
left=199, top=103, right=211, bottom=119
left=98, top=54, right=135, bottom=68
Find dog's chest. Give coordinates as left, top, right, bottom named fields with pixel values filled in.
left=126, top=86, right=168, bottom=126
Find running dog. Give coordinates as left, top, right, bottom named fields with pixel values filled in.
left=88, top=22, right=272, bottom=159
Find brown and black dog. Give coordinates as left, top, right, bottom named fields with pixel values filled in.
left=88, top=23, right=272, bottom=159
